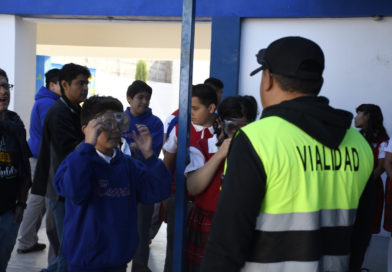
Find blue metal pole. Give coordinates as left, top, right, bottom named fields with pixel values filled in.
left=173, top=0, right=196, bottom=271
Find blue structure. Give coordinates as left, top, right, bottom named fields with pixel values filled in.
left=3, top=1, right=392, bottom=97
left=4, top=1, right=392, bottom=272
left=35, top=55, right=51, bottom=93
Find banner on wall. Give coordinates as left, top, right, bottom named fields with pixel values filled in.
left=36, top=56, right=96, bottom=97
left=36, top=55, right=51, bottom=93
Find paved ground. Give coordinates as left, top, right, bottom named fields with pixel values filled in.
left=7, top=224, right=167, bottom=272
left=6, top=225, right=390, bottom=272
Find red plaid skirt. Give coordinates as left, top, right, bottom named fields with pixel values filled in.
left=185, top=206, right=215, bottom=272
left=383, top=178, right=392, bottom=232
left=372, top=176, right=385, bottom=234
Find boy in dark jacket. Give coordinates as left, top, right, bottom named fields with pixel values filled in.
left=54, top=96, right=172, bottom=272
left=17, top=68, right=61, bottom=259
left=0, top=68, right=32, bottom=272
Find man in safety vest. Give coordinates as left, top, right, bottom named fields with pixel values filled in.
left=201, top=36, right=374, bottom=272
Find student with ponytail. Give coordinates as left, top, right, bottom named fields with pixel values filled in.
left=184, top=95, right=257, bottom=272
left=354, top=103, right=389, bottom=272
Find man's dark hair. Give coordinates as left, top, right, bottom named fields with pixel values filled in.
left=274, top=74, right=323, bottom=95
left=81, top=95, right=123, bottom=127
left=0, top=69, right=9, bottom=83
left=59, top=63, right=91, bottom=94
left=273, top=61, right=324, bottom=95
left=192, top=84, right=218, bottom=108
left=45, top=68, right=60, bottom=89
left=204, top=77, right=224, bottom=90
left=127, top=80, right=152, bottom=99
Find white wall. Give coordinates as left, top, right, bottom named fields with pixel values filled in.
left=240, top=17, right=392, bottom=236
left=94, top=60, right=210, bottom=123
left=0, top=15, right=36, bottom=137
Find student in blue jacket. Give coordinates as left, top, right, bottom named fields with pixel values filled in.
left=122, top=80, right=164, bottom=272
left=122, top=80, right=163, bottom=158
left=54, top=95, right=172, bottom=272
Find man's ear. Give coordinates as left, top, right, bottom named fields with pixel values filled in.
left=61, top=80, right=68, bottom=93
left=264, top=69, right=274, bottom=92
left=209, top=103, right=217, bottom=114
left=127, top=96, right=132, bottom=105
left=81, top=125, right=87, bottom=135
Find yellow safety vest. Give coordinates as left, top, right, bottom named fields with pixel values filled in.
left=235, top=116, right=373, bottom=272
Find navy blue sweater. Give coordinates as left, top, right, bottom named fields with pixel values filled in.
left=28, top=86, right=60, bottom=158
left=122, top=107, right=163, bottom=158
left=54, top=143, right=172, bottom=272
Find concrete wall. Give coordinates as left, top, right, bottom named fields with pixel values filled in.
left=0, top=15, right=36, bottom=136
left=33, top=20, right=211, bottom=60
left=239, top=17, right=392, bottom=236
left=93, top=60, right=210, bottom=123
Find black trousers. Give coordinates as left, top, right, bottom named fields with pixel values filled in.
left=132, top=203, right=155, bottom=272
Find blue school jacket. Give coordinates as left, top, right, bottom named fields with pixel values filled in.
left=54, top=143, right=172, bottom=272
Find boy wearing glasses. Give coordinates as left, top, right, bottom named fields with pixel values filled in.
left=0, top=68, right=32, bottom=272
left=54, top=95, right=172, bottom=272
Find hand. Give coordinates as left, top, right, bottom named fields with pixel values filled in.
left=13, top=206, right=24, bottom=224
left=216, top=138, right=232, bottom=160
left=84, top=119, right=107, bottom=147
left=130, top=142, right=139, bottom=151
left=133, top=124, right=154, bottom=159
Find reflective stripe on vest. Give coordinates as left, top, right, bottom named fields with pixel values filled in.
left=239, top=116, right=373, bottom=271
left=241, top=255, right=350, bottom=272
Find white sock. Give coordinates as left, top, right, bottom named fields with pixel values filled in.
left=388, top=237, right=392, bottom=272
left=362, top=236, right=373, bottom=268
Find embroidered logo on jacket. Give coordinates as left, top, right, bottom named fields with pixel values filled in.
left=96, top=180, right=131, bottom=197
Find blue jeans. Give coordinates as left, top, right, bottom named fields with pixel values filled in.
left=0, top=210, right=21, bottom=272
left=42, top=198, right=68, bottom=272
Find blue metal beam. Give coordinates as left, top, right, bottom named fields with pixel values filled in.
left=1, top=0, right=392, bottom=18
left=173, top=0, right=195, bottom=271
left=210, top=17, right=241, bottom=98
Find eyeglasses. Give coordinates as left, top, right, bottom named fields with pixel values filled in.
left=220, top=118, right=252, bottom=136
left=0, top=84, right=13, bottom=91
left=100, top=112, right=130, bottom=132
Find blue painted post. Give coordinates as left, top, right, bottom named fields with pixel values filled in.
left=173, top=0, right=196, bottom=271
left=209, top=17, right=241, bottom=98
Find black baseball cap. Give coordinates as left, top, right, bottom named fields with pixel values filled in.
left=250, top=36, right=325, bottom=80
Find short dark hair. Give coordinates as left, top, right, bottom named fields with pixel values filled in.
left=59, top=63, right=91, bottom=94
left=192, top=84, right=218, bottom=108
left=127, top=80, right=152, bottom=99
left=274, top=74, right=323, bottom=95
left=45, top=68, right=60, bottom=89
left=204, top=77, right=224, bottom=90
left=0, top=69, right=8, bottom=83
left=214, top=95, right=258, bottom=146
left=81, top=95, right=124, bottom=127
left=218, top=95, right=257, bottom=122
left=272, top=61, right=324, bottom=95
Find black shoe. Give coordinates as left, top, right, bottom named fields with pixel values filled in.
left=17, top=243, right=46, bottom=254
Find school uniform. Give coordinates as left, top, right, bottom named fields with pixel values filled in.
left=370, top=134, right=389, bottom=233
left=184, top=135, right=223, bottom=272
left=161, top=122, right=214, bottom=272
left=53, top=143, right=172, bottom=272
left=383, top=140, right=392, bottom=232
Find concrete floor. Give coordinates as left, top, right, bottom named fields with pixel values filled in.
left=6, top=226, right=390, bottom=272
left=7, top=224, right=167, bottom=272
